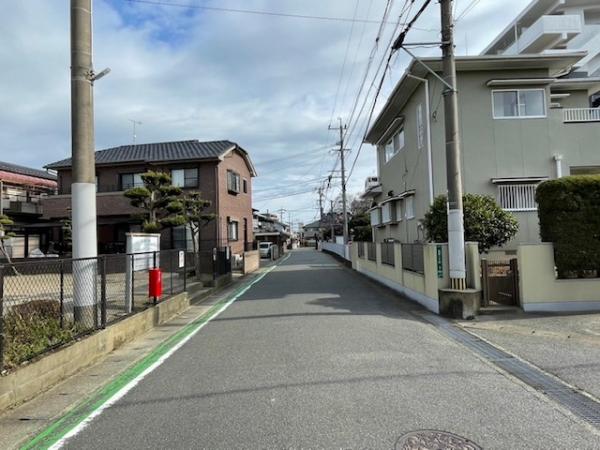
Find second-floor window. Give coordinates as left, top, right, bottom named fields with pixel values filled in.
left=227, top=170, right=241, bottom=193
left=492, top=89, right=546, bottom=119
left=120, top=173, right=144, bottom=190
left=171, top=168, right=198, bottom=188
left=384, top=129, right=405, bottom=163
left=242, top=179, right=248, bottom=193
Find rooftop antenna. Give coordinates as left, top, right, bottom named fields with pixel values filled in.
left=129, top=119, right=142, bottom=144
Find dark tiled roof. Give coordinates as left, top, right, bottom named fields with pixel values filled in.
left=0, top=161, right=57, bottom=180
left=46, top=140, right=237, bottom=169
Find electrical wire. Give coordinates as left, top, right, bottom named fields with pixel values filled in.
left=328, top=0, right=361, bottom=127
left=124, top=0, right=435, bottom=27
left=455, top=0, right=481, bottom=22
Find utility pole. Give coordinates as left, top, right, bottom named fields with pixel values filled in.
left=329, top=118, right=349, bottom=244
left=330, top=200, right=335, bottom=243
left=317, top=186, right=324, bottom=222
left=441, top=0, right=466, bottom=290
left=71, top=0, right=100, bottom=323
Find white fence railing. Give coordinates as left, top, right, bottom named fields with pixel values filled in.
left=563, top=108, right=600, bottom=123
left=321, top=242, right=351, bottom=261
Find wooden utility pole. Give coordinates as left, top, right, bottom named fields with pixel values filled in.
left=441, top=0, right=466, bottom=289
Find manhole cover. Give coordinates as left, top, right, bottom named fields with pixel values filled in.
left=395, top=430, right=482, bottom=450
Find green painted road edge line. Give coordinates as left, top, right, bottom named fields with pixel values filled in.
left=21, top=256, right=289, bottom=450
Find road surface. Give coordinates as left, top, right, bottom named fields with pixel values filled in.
left=58, top=249, right=599, bottom=449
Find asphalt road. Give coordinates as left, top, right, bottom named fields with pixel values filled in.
left=64, top=249, right=600, bottom=449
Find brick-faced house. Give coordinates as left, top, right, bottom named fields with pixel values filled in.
left=0, top=161, right=57, bottom=258
left=42, top=140, right=256, bottom=256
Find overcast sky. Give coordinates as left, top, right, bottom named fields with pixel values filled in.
left=1, top=0, right=527, bottom=226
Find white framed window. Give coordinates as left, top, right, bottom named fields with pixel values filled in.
left=381, top=202, right=396, bottom=224
left=492, top=89, right=546, bottom=119
left=370, top=208, right=382, bottom=227
left=404, top=196, right=415, bottom=220
left=498, top=183, right=538, bottom=211
left=227, top=220, right=239, bottom=241
left=384, top=129, right=405, bottom=163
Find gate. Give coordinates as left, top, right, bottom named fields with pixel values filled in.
left=481, top=259, right=519, bottom=307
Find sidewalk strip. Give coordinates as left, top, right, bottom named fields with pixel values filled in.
left=21, top=254, right=290, bottom=450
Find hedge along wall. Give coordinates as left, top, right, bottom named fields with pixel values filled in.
left=536, top=175, right=600, bottom=275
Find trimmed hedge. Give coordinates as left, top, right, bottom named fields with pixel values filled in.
left=536, top=175, right=600, bottom=275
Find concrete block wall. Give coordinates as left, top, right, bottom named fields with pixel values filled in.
left=518, top=243, right=600, bottom=312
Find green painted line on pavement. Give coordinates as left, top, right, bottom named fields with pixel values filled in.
left=21, top=255, right=289, bottom=450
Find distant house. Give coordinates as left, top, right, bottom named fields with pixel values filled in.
left=364, top=52, right=600, bottom=254
left=42, top=140, right=256, bottom=256
left=253, top=211, right=291, bottom=253
left=0, top=161, right=57, bottom=258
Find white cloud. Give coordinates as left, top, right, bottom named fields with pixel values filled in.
left=0, top=0, right=527, bottom=226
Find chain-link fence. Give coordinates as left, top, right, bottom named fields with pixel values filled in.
left=0, top=249, right=194, bottom=371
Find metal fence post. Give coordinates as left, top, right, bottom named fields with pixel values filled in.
left=153, top=251, right=157, bottom=269
left=170, top=251, right=174, bottom=295
left=100, top=256, right=107, bottom=329
left=0, top=266, right=5, bottom=372
left=59, top=260, right=65, bottom=329
left=183, top=251, right=187, bottom=292
left=131, top=254, right=135, bottom=311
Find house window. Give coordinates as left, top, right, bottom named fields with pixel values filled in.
left=370, top=208, right=382, bottom=227
left=171, top=168, right=198, bottom=188
left=243, top=179, right=248, bottom=193
left=405, top=197, right=415, bottom=219
left=492, top=89, right=546, bottom=119
left=381, top=202, right=397, bottom=224
left=227, top=170, right=241, bottom=193
left=498, top=184, right=538, bottom=211
left=227, top=219, right=239, bottom=241
left=120, top=173, right=144, bottom=190
left=571, top=166, right=600, bottom=176
left=384, top=129, right=405, bottom=163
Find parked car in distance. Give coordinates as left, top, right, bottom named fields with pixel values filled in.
left=258, top=242, right=272, bottom=258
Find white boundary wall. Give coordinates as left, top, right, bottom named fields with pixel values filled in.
left=321, top=242, right=351, bottom=261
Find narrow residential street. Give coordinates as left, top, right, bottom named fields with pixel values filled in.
left=56, top=249, right=598, bottom=449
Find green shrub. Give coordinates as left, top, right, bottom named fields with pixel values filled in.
left=536, top=175, right=600, bottom=275
left=4, top=300, right=81, bottom=369
left=423, top=194, right=519, bottom=253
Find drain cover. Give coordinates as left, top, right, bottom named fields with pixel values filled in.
left=395, top=430, right=482, bottom=450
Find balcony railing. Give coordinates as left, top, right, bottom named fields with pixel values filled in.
left=563, top=108, right=600, bottom=123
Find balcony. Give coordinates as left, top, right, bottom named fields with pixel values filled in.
left=506, top=15, right=582, bottom=55
left=1, top=192, right=45, bottom=216
left=563, top=108, right=600, bottom=123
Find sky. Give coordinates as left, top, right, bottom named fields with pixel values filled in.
left=0, top=0, right=528, bottom=227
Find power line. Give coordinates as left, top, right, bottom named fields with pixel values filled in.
left=455, top=0, right=481, bottom=22
left=253, top=188, right=317, bottom=202
left=328, top=0, right=361, bottom=127
left=124, top=0, right=435, bottom=26
left=347, top=0, right=436, bottom=183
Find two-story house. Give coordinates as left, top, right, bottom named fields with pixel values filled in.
left=0, top=161, right=57, bottom=258
left=42, top=140, right=256, bottom=257
left=364, top=52, right=600, bottom=255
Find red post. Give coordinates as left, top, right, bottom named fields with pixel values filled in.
left=149, top=268, right=162, bottom=303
